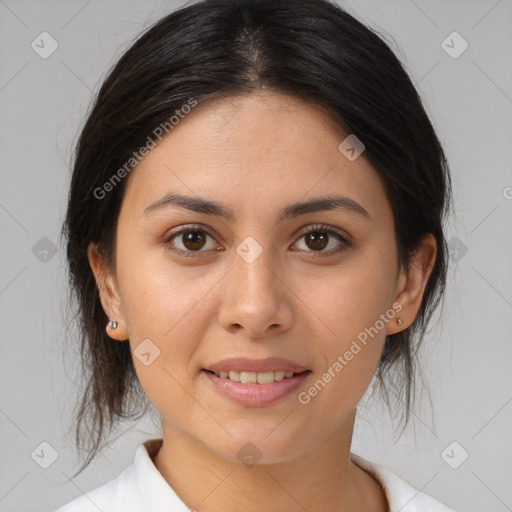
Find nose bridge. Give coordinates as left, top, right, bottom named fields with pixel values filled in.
left=232, top=234, right=278, bottom=301
left=218, top=233, right=293, bottom=335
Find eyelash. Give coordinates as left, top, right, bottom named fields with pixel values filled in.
left=163, top=223, right=352, bottom=259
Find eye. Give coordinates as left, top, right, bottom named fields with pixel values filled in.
left=163, top=223, right=351, bottom=258
left=164, top=225, right=221, bottom=257
left=292, top=224, right=351, bottom=257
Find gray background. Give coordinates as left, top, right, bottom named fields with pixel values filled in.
left=1, top=1, right=511, bottom=511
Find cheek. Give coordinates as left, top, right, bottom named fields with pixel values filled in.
left=116, top=236, right=218, bottom=338
left=296, top=279, right=388, bottom=421
left=299, top=254, right=396, bottom=348
left=294, top=252, right=394, bottom=405
left=115, top=245, right=215, bottom=393
left=122, top=283, right=210, bottom=423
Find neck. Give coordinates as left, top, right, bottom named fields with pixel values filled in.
left=152, top=411, right=387, bottom=512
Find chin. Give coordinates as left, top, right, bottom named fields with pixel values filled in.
left=207, top=429, right=308, bottom=467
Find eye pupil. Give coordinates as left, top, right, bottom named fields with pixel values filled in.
left=305, top=232, right=329, bottom=251
left=183, top=231, right=206, bottom=250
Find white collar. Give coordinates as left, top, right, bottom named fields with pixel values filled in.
left=132, top=438, right=454, bottom=512
left=131, top=438, right=187, bottom=510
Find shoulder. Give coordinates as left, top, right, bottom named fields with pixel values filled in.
left=53, top=438, right=186, bottom=512
left=351, top=453, right=456, bottom=512
left=53, top=463, right=146, bottom=512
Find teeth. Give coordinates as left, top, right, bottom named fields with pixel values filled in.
left=212, top=370, right=300, bottom=384
left=240, top=371, right=257, bottom=384
left=256, top=372, right=274, bottom=384
left=228, top=370, right=240, bottom=382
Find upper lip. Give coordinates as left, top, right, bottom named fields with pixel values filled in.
left=204, top=357, right=310, bottom=374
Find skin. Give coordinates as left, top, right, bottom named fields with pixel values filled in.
left=89, top=91, right=437, bottom=512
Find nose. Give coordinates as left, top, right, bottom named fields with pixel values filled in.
left=217, top=244, right=294, bottom=339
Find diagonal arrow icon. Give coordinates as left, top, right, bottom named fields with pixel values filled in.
left=338, top=134, right=365, bottom=161
left=31, top=31, right=59, bottom=59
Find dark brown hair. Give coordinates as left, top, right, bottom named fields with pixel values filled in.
left=61, top=0, right=452, bottom=477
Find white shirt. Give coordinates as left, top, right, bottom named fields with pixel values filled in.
left=54, top=438, right=455, bottom=512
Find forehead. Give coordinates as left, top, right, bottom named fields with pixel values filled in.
left=120, top=91, right=392, bottom=227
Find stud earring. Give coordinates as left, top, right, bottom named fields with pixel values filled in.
left=396, top=318, right=403, bottom=326
left=108, top=320, right=118, bottom=329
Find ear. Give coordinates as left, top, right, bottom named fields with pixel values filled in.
left=87, top=242, right=129, bottom=341
left=387, top=233, right=437, bottom=335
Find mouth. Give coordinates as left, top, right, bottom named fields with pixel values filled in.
left=203, top=369, right=311, bottom=385
left=201, top=368, right=312, bottom=407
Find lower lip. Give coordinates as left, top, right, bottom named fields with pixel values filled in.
left=202, top=370, right=311, bottom=407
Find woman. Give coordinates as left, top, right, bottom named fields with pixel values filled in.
left=56, top=0, right=454, bottom=510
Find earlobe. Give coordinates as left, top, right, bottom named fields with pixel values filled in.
left=105, top=318, right=129, bottom=341
left=87, top=243, right=129, bottom=341
left=388, top=234, right=437, bottom=334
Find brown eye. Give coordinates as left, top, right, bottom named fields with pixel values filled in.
left=293, top=225, right=351, bottom=257
left=304, top=232, right=329, bottom=251
left=180, top=230, right=207, bottom=251
left=164, top=226, right=219, bottom=257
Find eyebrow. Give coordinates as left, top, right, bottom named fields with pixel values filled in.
left=143, top=192, right=372, bottom=222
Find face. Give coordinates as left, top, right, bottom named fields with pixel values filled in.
left=90, top=91, right=435, bottom=465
